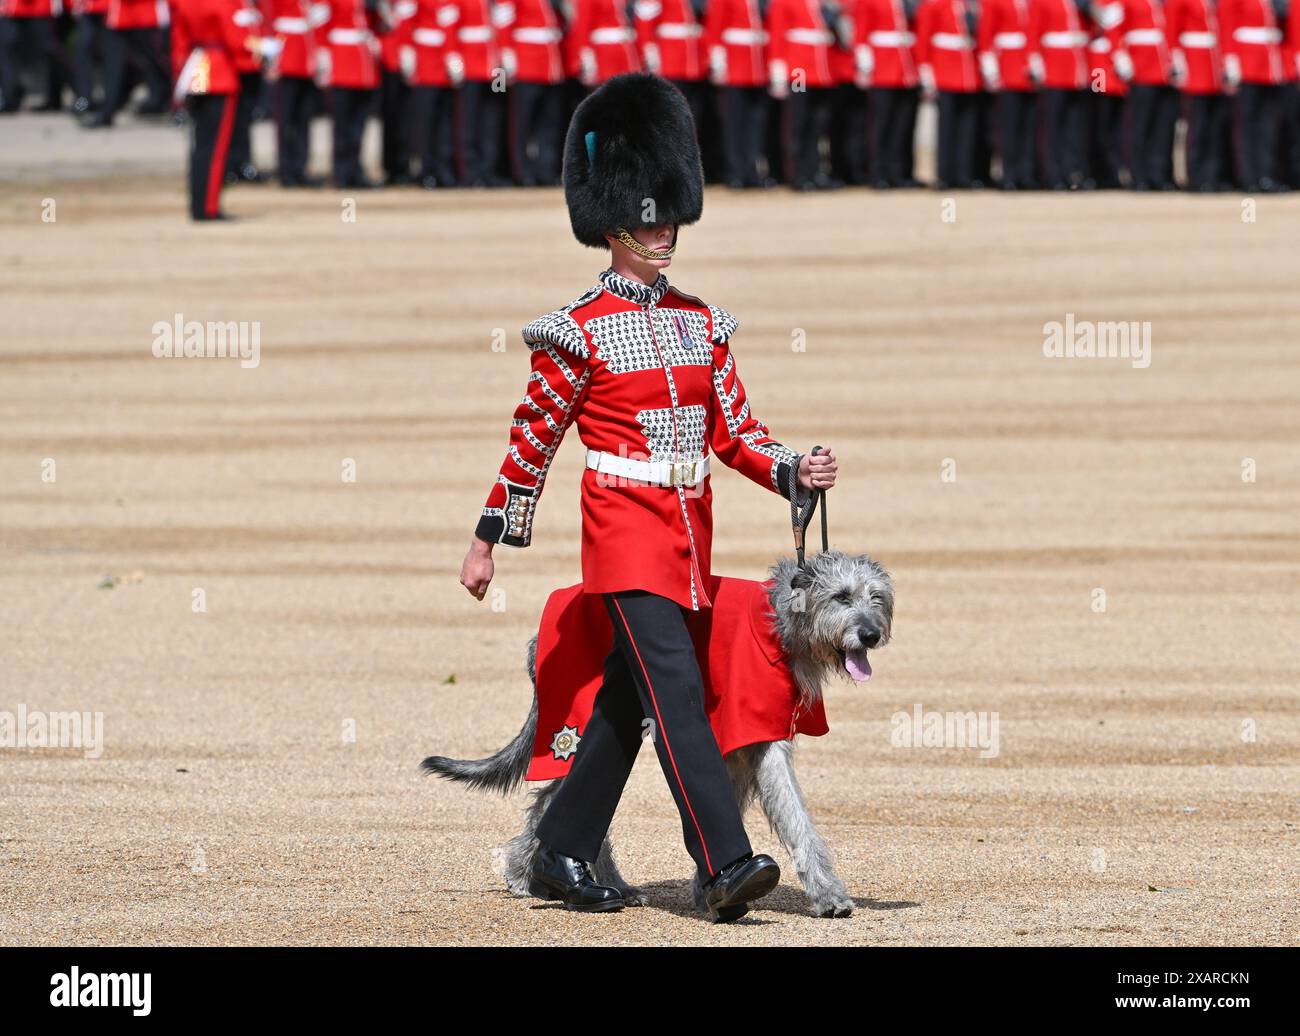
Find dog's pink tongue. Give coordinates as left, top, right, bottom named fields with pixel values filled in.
left=844, top=649, right=872, bottom=683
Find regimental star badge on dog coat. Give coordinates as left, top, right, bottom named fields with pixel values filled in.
left=549, top=724, right=582, bottom=761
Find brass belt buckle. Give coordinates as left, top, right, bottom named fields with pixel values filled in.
left=670, top=459, right=697, bottom=487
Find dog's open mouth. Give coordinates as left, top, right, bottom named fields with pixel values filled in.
left=840, top=647, right=872, bottom=683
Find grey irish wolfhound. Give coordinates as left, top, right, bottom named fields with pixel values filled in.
left=422, top=550, right=894, bottom=918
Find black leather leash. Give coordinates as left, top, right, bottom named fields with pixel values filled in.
left=789, top=445, right=829, bottom=569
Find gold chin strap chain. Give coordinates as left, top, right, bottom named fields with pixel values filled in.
left=614, top=228, right=676, bottom=259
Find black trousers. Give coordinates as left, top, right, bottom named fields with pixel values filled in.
left=275, top=75, right=314, bottom=184
left=457, top=79, right=504, bottom=185
left=101, top=26, right=169, bottom=116
left=330, top=85, right=372, bottom=185
left=508, top=80, right=563, bottom=185
left=783, top=86, right=833, bottom=187
left=829, top=81, right=868, bottom=184
left=1184, top=92, right=1230, bottom=190
left=718, top=84, right=768, bottom=186
left=1087, top=92, right=1125, bottom=187
left=1235, top=82, right=1281, bottom=188
left=935, top=90, right=980, bottom=187
left=1041, top=87, right=1087, bottom=188
left=996, top=89, right=1038, bottom=188
left=868, top=86, right=918, bottom=185
left=1126, top=83, right=1178, bottom=188
left=73, top=12, right=109, bottom=108
left=0, top=15, right=60, bottom=110
left=187, top=92, right=236, bottom=220
left=410, top=83, right=457, bottom=185
left=226, top=70, right=261, bottom=176
left=1279, top=83, right=1300, bottom=188
left=380, top=68, right=411, bottom=181
left=535, top=590, right=752, bottom=879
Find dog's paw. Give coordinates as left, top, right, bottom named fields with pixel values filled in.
left=809, top=889, right=855, bottom=918
left=617, top=885, right=650, bottom=907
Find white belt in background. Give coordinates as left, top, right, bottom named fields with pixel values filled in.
left=722, top=27, right=767, bottom=46
left=1178, top=32, right=1217, bottom=48
left=1124, top=29, right=1166, bottom=46
left=586, top=450, right=710, bottom=488
left=1041, top=31, right=1088, bottom=47
left=591, top=27, right=635, bottom=44
left=931, top=32, right=974, bottom=50
left=869, top=30, right=915, bottom=46
left=514, top=27, right=562, bottom=44
left=1233, top=27, right=1281, bottom=45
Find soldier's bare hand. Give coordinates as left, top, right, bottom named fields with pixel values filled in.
left=799, top=448, right=837, bottom=492
left=460, top=539, right=494, bottom=600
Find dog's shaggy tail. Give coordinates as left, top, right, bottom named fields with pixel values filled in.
left=420, top=694, right=539, bottom=796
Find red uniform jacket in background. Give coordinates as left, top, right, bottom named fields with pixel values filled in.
left=444, top=0, right=501, bottom=82
left=767, top=0, right=837, bottom=87
left=704, top=0, right=769, bottom=86
left=564, top=0, right=642, bottom=81
left=1218, top=0, right=1285, bottom=84
left=266, top=0, right=323, bottom=79
left=171, top=0, right=248, bottom=95
left=977, top=0, right=1034, bottom=90
left=1107, top=0, right=1172, bottom=85
left=109, top=0, right=170, bottom=28
left=498, top=0, right=565, bottom=83
left=1028, top=0, right=1089, bottom=89
left=915, top=0, right=980, bottom=91
left=1164, top=0, right=1223, bottom=94
left=527, top=576, right=829, bottom=781
left=475, top=269, right=803, bottom=613
left=635, top=0, right=706, bottom=81
left=854, top=0, right=919, bottom=88
left=323, top=0, right=381, bottom=88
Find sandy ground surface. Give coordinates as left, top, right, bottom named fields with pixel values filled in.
left=1, top=114, right=1297, bottom=947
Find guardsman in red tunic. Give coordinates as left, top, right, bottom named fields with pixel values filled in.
left=1027, top=0, right=1089, bottom=186
left=461, top=74, right=837, bottom=918
left=703, top=0, right=771, bottom=186
left=855, top=0, right=922, bottom=185
left=635, top=0, right=708, bottom=157
left=767, top=0, right=838, bottom=189
left=0, top=0, right=65, bottom=112
left=1107, top=0, right=1177, bottom=188
left=171, top=0, right=263, bottom=218
left=916, top=0, right=982, bottom=187
left=1086, top=1, right=1127, bottom=187
left=1219, top=0, right=1286, bottom=188
left=265, top=0, right=323, bottom=186
left=826, top=0, right=867, bottom=184
left=321, top=0, right=380, bottom=187
left=564, top=0, right=641, bottom=87
left=93, top=0, right=174, bottom=123
left=1166, top=0, right=1229, bottom=189
left=978, top=0, right=1039, bottom=187
left=498, top=0, right=566, bottom=184
left=404, top=0, right=458, bottom=186
left=443, top=0, right=507, bottom=185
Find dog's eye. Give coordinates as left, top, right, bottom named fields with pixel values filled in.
left=835, top=591, right=852, bottom=604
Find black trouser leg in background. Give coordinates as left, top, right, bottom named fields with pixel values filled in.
left=226, top=70, right=260, bottom=176
left=936, top=90, right=978, bottom=187
left=535, top=590, right=753, bottom=879
left=380, top=68, right=410, bottom=182
left=331, top=85, right=370, bottom=185
left=276, top=75, right=312, bottom=184
left=73, top=13, right=107, bottom=110
left=458, top=79, right=504, bottom=185
left=1235, top=83, right=1280, bottom=188
left=1185, top=92, right=1229, bottom=190
left=1042, top=88, right=1085, bottom=188
left=720, top=84, right=766, bottom=186
left=998, top=89, right=1037, bottom=188
left=411, top=83, right=456, bottom=185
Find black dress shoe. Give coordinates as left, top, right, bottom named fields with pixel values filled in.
left=702, top=852, right=781, bottom=923
left=529, top=846, right=625, bottom=912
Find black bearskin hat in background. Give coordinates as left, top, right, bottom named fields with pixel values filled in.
left=562, top=73, right=705, bottom=249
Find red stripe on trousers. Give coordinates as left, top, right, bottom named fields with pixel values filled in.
left=611, top=597, right=714, bottom=876
left=206, top=94, right=237, bottom=218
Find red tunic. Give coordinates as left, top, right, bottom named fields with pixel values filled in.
left=170, top=0, right=248, bottom=95
left=704, top=0, right=769, bottom=87
left=1106, top=0, right=1172, bottom=85
left=564, top=0, right=642, bottom=82
left=528, top=576, right=829, bottom=781
left=476, top=268, right=804, bottom=613
left=854, top=0, right=919, bottom=88
left=1027, top=0, right=1089, bottom=89
left=1218, top=0, right=1285, bottom=84
left=915, top=0, right=980, bottom=92
left=634, top=0, right=706, bottom=81
left=323, top=0, right=380, bottom=88
left=1164, top=0, right=1224, bottom=94
left=109, top=0, right=170, bottom=29
left=265, top=0, right=322, bottom=79
left=767, top=0, right=837, bottom=87
left=976, top=0, right=1034, bottom=90
left=498, top=0, right=565, bottom=83
left=408, top=0, right=454, bottom=83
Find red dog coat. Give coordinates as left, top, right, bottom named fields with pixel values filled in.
left=527, top=575, right=829, bottom=780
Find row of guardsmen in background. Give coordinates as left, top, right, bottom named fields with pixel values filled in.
left=4, top=0, right=1300, bottom=194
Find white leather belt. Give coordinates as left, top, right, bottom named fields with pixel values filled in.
left=459, top=26, right=493, bottom=42
left=1233, top=27, right=1281, bottom=45
left=328, top=28, right=368, bottom=45
left=233, top=9, right=260, bottom=27
left=1124, top=28, right=1166, bottom=45
left=274, top=16, right=308, bottom=33
left=722, top=27, right=767, bottom=45
left=931, top=32, right=974, bottom=50
left=395, top=0, right=417, bottom=17
left=787, top=28, right=834, bottom=45
left=514, top=27, right=562, bottom=44
left=657, top=23, right=703, bottom=39
left=993, top=32, right=1026, bottom=49
left=869, top=30, right=914, bottom=46
left=586, top=450, right=710, bottom=489
left=1041, top=31, right=1087, bottom=48
left=413, top=27, right=446, bottom=46
left=1178, top=31, right=1217, bottom=48
left=591, top=27, right=635, bottom=44
left=1089, top=37, right=1112, bottom=53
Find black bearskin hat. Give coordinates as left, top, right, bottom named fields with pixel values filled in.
left=562, top=73, right=705, bottom=249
